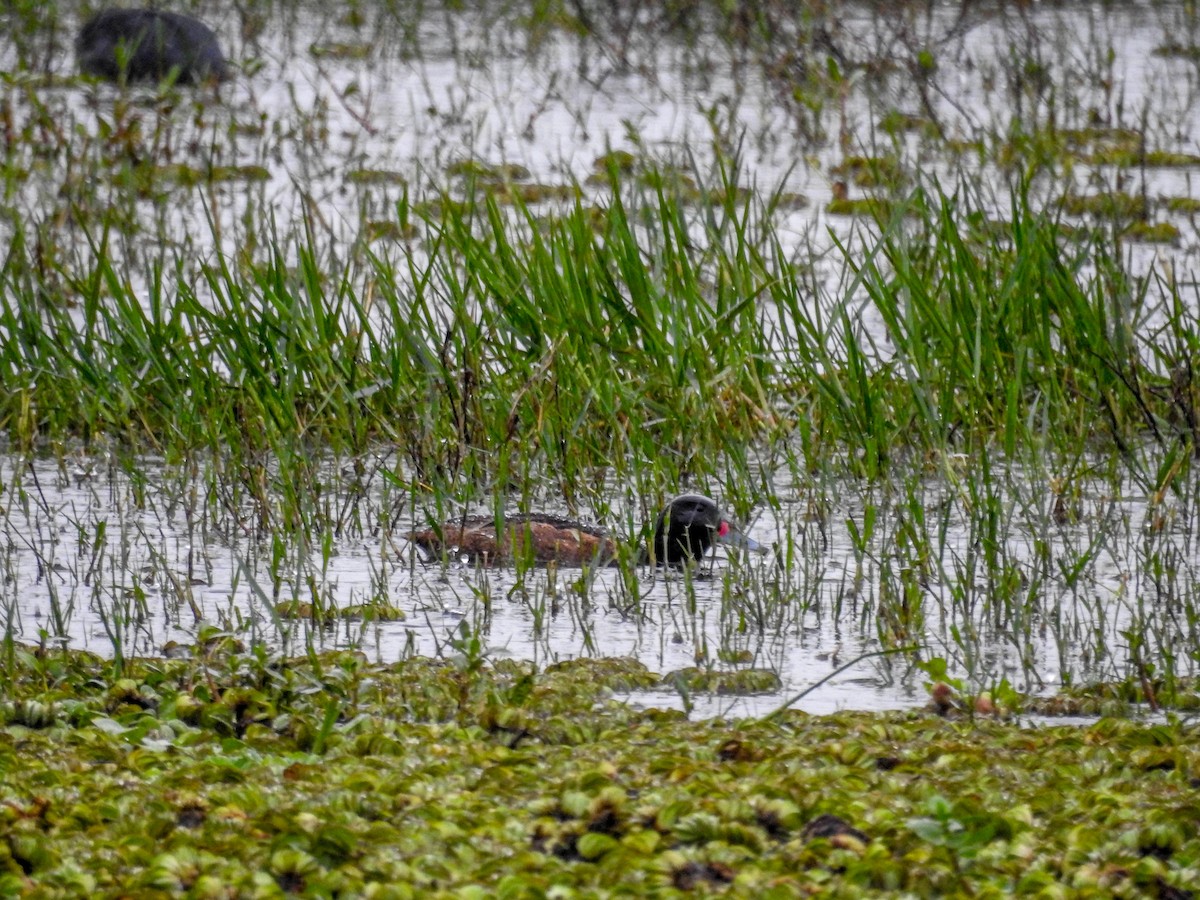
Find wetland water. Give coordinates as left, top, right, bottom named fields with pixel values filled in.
left=1, top=450, right=1193, bottom=716
left=4, top=1, right=1200, bottom=713
left=3, top=1, right=1200, bottom=284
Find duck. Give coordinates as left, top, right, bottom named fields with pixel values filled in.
left=406, top=493, right=767, bottom=568
left=76, top=9, right=229, bottom=85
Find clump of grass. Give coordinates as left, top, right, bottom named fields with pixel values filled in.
left=1, top=152, right=788, bottom=509
left=2, top=157, right=1198, bottom=496
left=822, top=180, right=1197, bottom=466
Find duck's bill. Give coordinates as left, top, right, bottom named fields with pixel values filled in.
left=716, top=523, right=769, bottom=554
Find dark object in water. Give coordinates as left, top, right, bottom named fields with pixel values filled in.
left=406, top=493, right=767, bottom=568
left=76, top=9, right=228, bottom=84
left=800, top=813, right=870, bottom=847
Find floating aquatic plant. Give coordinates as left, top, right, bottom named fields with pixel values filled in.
left=1, top=646, right=1199, bottom=893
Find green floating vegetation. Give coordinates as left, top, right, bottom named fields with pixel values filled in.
left=878, top=110, right=936, bottom=137
left=1058, top=126, right=1143, bottom=156
left=0, top=645, right=1198, bottom=896
left=116, top=163, right=272, bottom=196
left=767, top=190, right=807, bottom=209
left=830, top=155, right=905, bottom=188
left=447, top=160, right=532, bottom=181
left=1060, top=190, right=1147, bottom=219
left=999, top=126, right=1147, bottom=170
left=408, top=196, right=470, bottom=221
left=1086, top=148, right=1200, bottom=167
left=544, top=657, right=660, bottom=692
left=364, top=219, right=418, bottom=242
left=663, top=667, right=783, bottom=695
left=229, top=120, right=267, bottom=138
left=346, top=169, right=408, bottom=186
left=718, top=649, right=755, bottom=664
left=1028, top=676, right=1200, bottom=716
left=157, top=163, right=271, bottom=186
left=483, top=182, right=577, bottom=204
left=826, top=196, right=887, bottom=217
left=1005, top=123, right=1200, bottom=170
left=585, top=153, right=726, bottom=207
left=217, top=165, right=271, bottom=182
left=309, top=42, right=373, bottom=60
left=1122, top=221, right=1181, bottom=244
left=591, top=150, right=638, bottom=174
left=1165, top=196, right=1200, bottom=214
left=1153, top=42, right=1200, bottom=61
left=272, top=601, right=406, bottom=621
left=637, top=165, right=699, bottom=197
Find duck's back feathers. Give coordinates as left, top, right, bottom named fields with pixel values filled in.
left=407, top=514, right=618, bottom=566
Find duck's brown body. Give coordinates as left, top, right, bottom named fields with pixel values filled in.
left=407, top=494, right=767, bottom=568
left=407, top=514, right=619, bottom=567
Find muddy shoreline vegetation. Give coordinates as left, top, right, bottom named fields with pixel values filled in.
left=4, top=0, right=1200, bottom=892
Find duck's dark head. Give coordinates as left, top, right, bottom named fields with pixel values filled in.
left=650, top=493, right=767, bottom=567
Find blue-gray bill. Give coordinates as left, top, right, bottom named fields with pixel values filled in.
left=715, top=523, right=769, bottom=554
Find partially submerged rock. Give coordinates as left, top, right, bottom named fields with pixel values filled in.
left=76, top=9, right=228, bottom=84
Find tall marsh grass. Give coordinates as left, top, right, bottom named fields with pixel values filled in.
left=5, top=150, right=1200, bottom=700
left=1, top=162, right=1195, bottom=504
